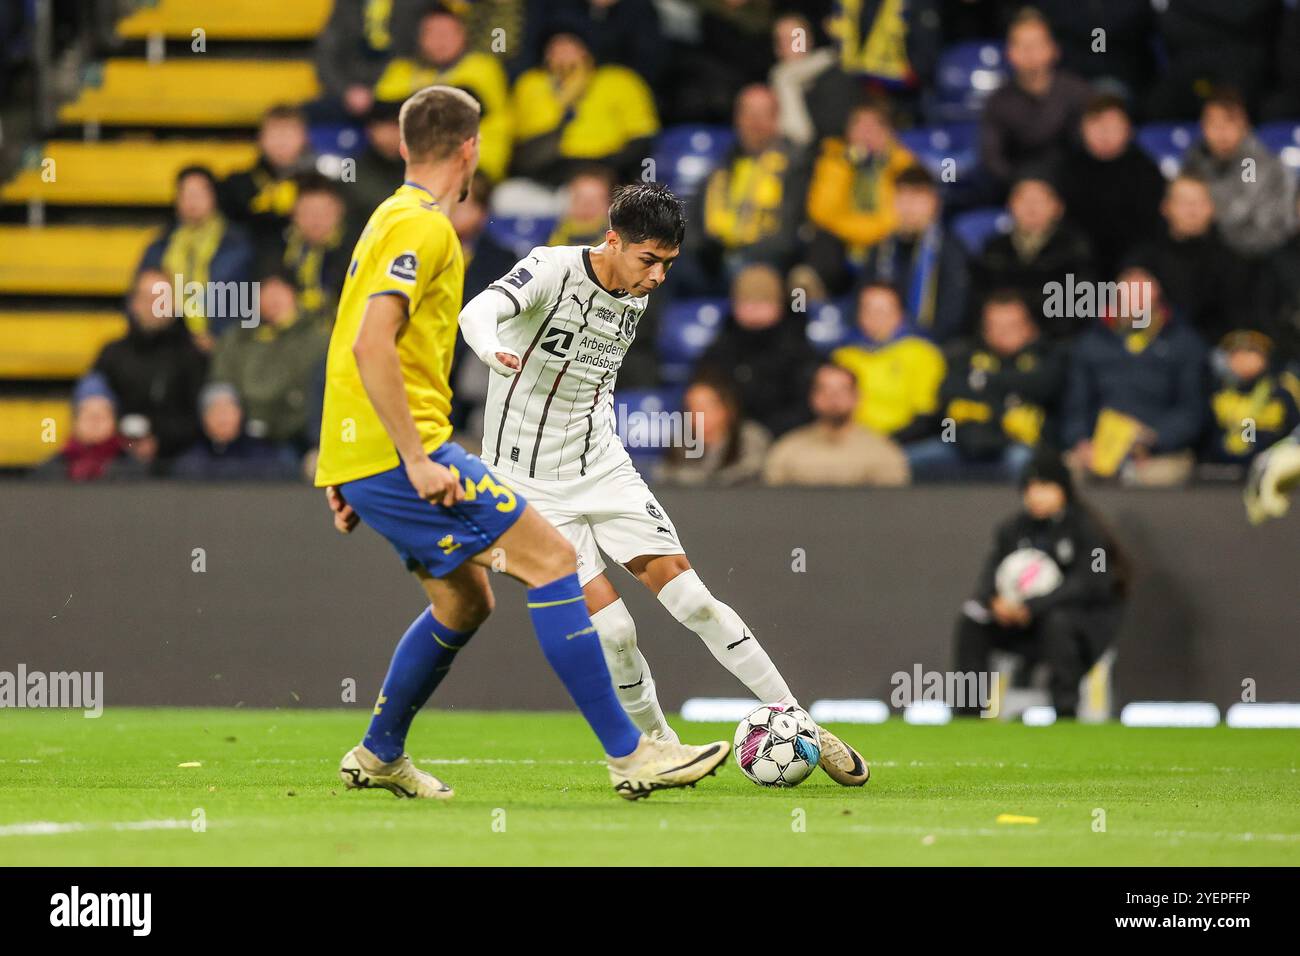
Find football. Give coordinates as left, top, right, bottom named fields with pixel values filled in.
left=733, top=703, right=822, bottom=787
left=995, top=547, right=1063, bottom=603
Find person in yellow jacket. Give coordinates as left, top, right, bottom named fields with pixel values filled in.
left=510, top=24, right=659, bottom=185
left=373, top=5, right=511, bottom=181
left=802, top=100, right=915, bottom=299
left=832, top=282, right=945, bottom=442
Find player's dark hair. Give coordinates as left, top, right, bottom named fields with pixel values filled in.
left=608, top=182, right=686, bottom=249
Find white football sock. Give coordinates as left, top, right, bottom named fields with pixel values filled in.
left=590, top=600, right=678, bottom=743
left=656, top=569, right=795, bottom=706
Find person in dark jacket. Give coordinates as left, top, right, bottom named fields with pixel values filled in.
left=171, top=384, right=300, bottom=481
left=978, top=8, right=1091, bottom=188
left=1059, top=95, right=1165, bottom=280
left=312, top=0, right=418, bottom=119
left=907, top=290, right=1064, bottom=481
left=953, top=448, right=1126, bottom=718
left=1201, top=329, right=1300, bottom=471
left=90, top=267, right=209, bottom=460
left=139, top=166, right=256, bottom=344
left=973, top=175, right=1094, bottom=338
left=1125, top=173, right=1252, bottom=346
left=344, top=98, right=406, bottom=237
left=261, top=173, right=351, bottom=317
left=695, top=263, right=819, bottom=438
left=218, top=104, right=316, bottom=246
left=1062, top=266, right=1208, bottom=486
left=859, top=164, right=970, bottom=344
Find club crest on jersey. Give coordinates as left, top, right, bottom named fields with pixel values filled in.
left=388, top=252, right=419, bottom=282
left=646, top=500, right=663, bottom=520
left=502, top=266, right=533, bottom=290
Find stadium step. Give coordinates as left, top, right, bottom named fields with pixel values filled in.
left=0, top=225, right=156, bottom=296
left=0, top=311, right=128, bottom=379
left=116, top=0, right=331, bottom=41
left=59, top=58, right=320, bottom=128
left=1, top=140, right=259, bottom=206
left=0, top=398, right=71, bottom=467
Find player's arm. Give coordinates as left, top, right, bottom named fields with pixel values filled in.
left=352, top=292, right=464, bottom=506
left=459, top=287, right=522, bottom=376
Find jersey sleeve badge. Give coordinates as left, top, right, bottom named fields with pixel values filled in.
left=388, top=252, right=419, bottom=283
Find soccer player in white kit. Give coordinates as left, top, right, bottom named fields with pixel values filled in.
left=458, top=183, right=867, bottom=786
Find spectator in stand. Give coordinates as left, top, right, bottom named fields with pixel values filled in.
left=694, top=263, right=818, bottom=438
left=32, top=374, right=150, bottom=482
left=344, top=98, right=405, bottom=233
left=858, top=164, right=970, bottom=344
left=537, top=0, right=667, bottom=86
left=510, top=22, right=658, bottom=185
left=219, top=105, right=315, bottom=246
left=1202, top=329, right=1300, bottom=470
left=265, top=173, right=351, bottom=316
left=172, top=384, right=300, bottom=481
left=91, top=268, right=209, bottom=460
left=1060, top=95, right=1165, bottom=280
left=768, top=11, right=858, bottom=149
left=1126, top=173, right=1251, bottom=345
left=973, top=175, right=1094, bottom=338
left=1182, top=88, right=1298, bottom=259
left=374, top=3, right=511, bottom=180
left=1033, top=0, right=1154, bottom=100
left=664, top=0, right=777, bottom=125
left=1145, top=0, right=1278, bottom=120
left=907, top=290, right=1064, bottom=482
left=979, top=8, right=1091, bottom=189
left=952, top=447, right=1126, bottom=719
left=140, top=166, right=255, bottom=345
left=827, top=0, right=941, bottom=101
left=1062, top=266, right=1207, bottom=487
left=799, top=100, right=916, bottom=300
left=763, top=362, right=910, bottom=487
left=548, top=165, right=615, bottom=247
left=659, top=372, right=770, bottom=487
left=313, top=0, right=418, bottom=120
left=831, top=283, right=945, bottom=442
left=689, top=84, right=806, bottom=293
left=208, top=271, right=330, bottom=452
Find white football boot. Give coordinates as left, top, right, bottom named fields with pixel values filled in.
left=816, top=727, right=870, bottom=786
left=607, top=734, right=729, bottom=800
left=338, top=744, right=454, bottom=799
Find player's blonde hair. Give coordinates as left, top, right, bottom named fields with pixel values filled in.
left=398, top=85, right=481, bottom=164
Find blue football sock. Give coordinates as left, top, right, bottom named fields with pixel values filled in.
left=527, top=574, right=641, bottom=758
left=363, top=607, right=474, bottom=763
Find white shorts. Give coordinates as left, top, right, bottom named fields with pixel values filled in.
left=502, top=451, right=684, bottom=586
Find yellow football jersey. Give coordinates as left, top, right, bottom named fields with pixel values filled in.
left=314, top=182, right=464, bottom=487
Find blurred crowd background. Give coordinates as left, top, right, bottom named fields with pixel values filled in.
left=1, top=0, right=1299, bottom=489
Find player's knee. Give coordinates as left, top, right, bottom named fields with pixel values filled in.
left=449, top=587, right=494, bottom=630
left=593, top=600, right=638, bottom=657
left=657, top=568, right=714, bottom=622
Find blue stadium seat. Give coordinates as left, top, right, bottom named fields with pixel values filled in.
left=1258, top=121, right=1300, bottom=178
left=611, top=387, right=683, bottom=467
left=805, top=299, right=858, bottom=353
left=309, top=123, right=363, bottom=158
left=653, top=125, right=735, bottom=200
left=485, top=216, right=557, bottom=258
left=656, top=297, right=728, bottom=381
left=928, top=41, right=1007, bottom=124
left=1135, top=122, right=1199, bottom=179
left=896, top=122, right=987, bottom=202
left=950, top=206, right=1011, bottom=255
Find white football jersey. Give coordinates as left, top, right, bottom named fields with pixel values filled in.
left=480, top=245, right=646, bottom=480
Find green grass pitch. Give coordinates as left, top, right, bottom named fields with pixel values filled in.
left=2, top=709, right=1297, bottom=866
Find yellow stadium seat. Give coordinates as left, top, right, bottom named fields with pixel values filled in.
left=0, top=225, right=156, bottom=296
left=116, top=0, right=331, bottom=40
left=0, top=312, right=129, bottom=379
left=1, top=140, right=260, bottom=205
left=59, top=59, right=320, bottom=127
left=0, top=399, right=71, bottom=468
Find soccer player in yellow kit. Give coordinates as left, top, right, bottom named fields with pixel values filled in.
left=315, top=86, right=727, bottom=800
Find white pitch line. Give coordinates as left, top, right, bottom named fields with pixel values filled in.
left=0, top=819, right=191, bottom=838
